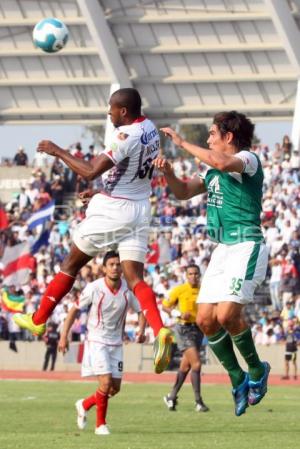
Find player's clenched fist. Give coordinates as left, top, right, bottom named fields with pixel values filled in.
left=37, top=140, right=63, bottom=156
left=152, top=157, right=174, bottom=176
left=136, top=333, right=147, bottom=344
left=78, top=189, right=95, bottom=206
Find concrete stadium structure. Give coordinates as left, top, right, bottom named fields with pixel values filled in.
left=1, top=0, right=300, bottom=147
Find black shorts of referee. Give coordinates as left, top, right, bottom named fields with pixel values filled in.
left=174, top=322, right=204, bottom=353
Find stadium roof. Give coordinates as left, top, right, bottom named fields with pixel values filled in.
left=1, top=0, right=300, bottom=129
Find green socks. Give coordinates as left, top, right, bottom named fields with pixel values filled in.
left=208, top=328, right=245, bottom=388
left=232, top=328, right=264, bottom=381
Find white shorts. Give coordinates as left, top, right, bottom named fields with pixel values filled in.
left=197, top=241, right=268, bottom=305
left=81, top=340, right=123, bottom=378
left=73, top=193, right=151, bottom=263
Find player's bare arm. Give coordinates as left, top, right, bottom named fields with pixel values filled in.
left=37, top=140, right=114, bottom=180
left=136, top=311, right=147, bottom=343
left=58, top=306, right=78, bottom=354
left=153, top=157, right=206, bottom=200
left=160, top=127, right=244, bottom=173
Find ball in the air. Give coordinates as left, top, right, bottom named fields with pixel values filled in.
left=33, top=18, right=69, bottom=53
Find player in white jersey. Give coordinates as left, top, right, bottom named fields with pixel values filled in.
left=14, top=88, right=172, bottom=374
left=58, top=251, right=146, bottom=435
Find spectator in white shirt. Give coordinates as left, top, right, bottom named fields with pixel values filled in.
left=269, top=256, right=282, bottom=310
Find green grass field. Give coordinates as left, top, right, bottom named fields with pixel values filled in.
left=0, top=381, right=299, bottom=449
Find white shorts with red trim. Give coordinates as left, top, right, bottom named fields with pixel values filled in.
left=73, top=193, right=151, bottom=262
left=81, top=340, right=123, bottom=378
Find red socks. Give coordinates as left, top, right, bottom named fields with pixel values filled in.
left=133, top=280, right=163, bottom=336
left=82, top=391, right=108, bottom=427
left=82, top=394, right=96, bottom=411
left=33, top=271, right=75, bottom=325
left=96, top=390, right=108, bottom=427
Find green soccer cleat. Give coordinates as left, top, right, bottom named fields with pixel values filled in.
left=13, top=313, right=46, bottom=337
left=153, top=327, right=173, bottom=374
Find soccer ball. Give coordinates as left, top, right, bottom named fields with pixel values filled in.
left=33, top=18, right=69, bottom=53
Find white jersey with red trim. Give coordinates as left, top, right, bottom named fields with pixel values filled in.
left=76, top=277, right=141, bottom=345
left=102, top=117, right=160, bottom=200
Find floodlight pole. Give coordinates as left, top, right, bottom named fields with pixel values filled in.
left=291, top=79, right=300, bottom=152
left=264, top=0, right=300, bottom=154
left=77, top=0, right=132, bottom=146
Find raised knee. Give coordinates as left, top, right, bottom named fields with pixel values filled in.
left=196, top=316, right=212, bottom=335
left=196, top=315, right=205, bottom=330
left=217, top=312, right=232, bottom=329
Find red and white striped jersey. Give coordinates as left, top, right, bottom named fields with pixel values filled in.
left=101, top=117, right=160, bottom=200
left=76, top=277, right=141, bottom=345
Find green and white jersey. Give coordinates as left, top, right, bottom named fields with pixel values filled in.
left=204, top=151, right=264, bottom=244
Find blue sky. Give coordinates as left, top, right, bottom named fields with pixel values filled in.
left=0, top=120, right=292, bottom=163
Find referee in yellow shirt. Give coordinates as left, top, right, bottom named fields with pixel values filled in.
left=162, top=264, right=209, bottom=412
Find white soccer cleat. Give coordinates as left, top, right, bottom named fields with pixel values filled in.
left=75, top=399, right=87, bottom=430
left=95, top=424, right=110, bottom=435
left=163, top=395, right=177, bottom=411
left=195, top=400, right=209, bottom=412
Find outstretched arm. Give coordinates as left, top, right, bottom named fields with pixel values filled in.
left=37, top=141, right=114, bottom=180
left=160, top=127, right=244, bottom=173
left=153, top=157, right=206, bottom=200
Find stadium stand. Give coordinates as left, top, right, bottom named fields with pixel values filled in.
left=0, top=137, right=300, bottom=358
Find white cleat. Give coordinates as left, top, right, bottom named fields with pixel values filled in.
left=75, top=399, right=87, bottom=430
left=195, top=400, right=209, bottom=412
left=95, top=424, right=110, bottom=435
left=163, top=395, right=177, bottom=411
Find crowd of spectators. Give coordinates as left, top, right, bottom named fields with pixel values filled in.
left=0, top=136, right=300, bottom=362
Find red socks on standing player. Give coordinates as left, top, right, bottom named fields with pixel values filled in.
left=33, top=271, right=75, bottom=325
left=95, top=390, right=109, bottom=427
left=133, top=280, right=163, bottom=336
left=82, top=391, right=108, bottom=427
left=82, top=394, right=96, bottom=411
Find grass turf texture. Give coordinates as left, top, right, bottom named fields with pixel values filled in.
left=0, top=381, right=298, bottom=449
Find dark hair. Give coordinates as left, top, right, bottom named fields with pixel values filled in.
left=111, top=88, right=142, bottom=116
left=213, top=110, right=255, bottom=150
left=103, top=250, right=120, bottom=266
left=186, top=264, right=200, bottom=273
